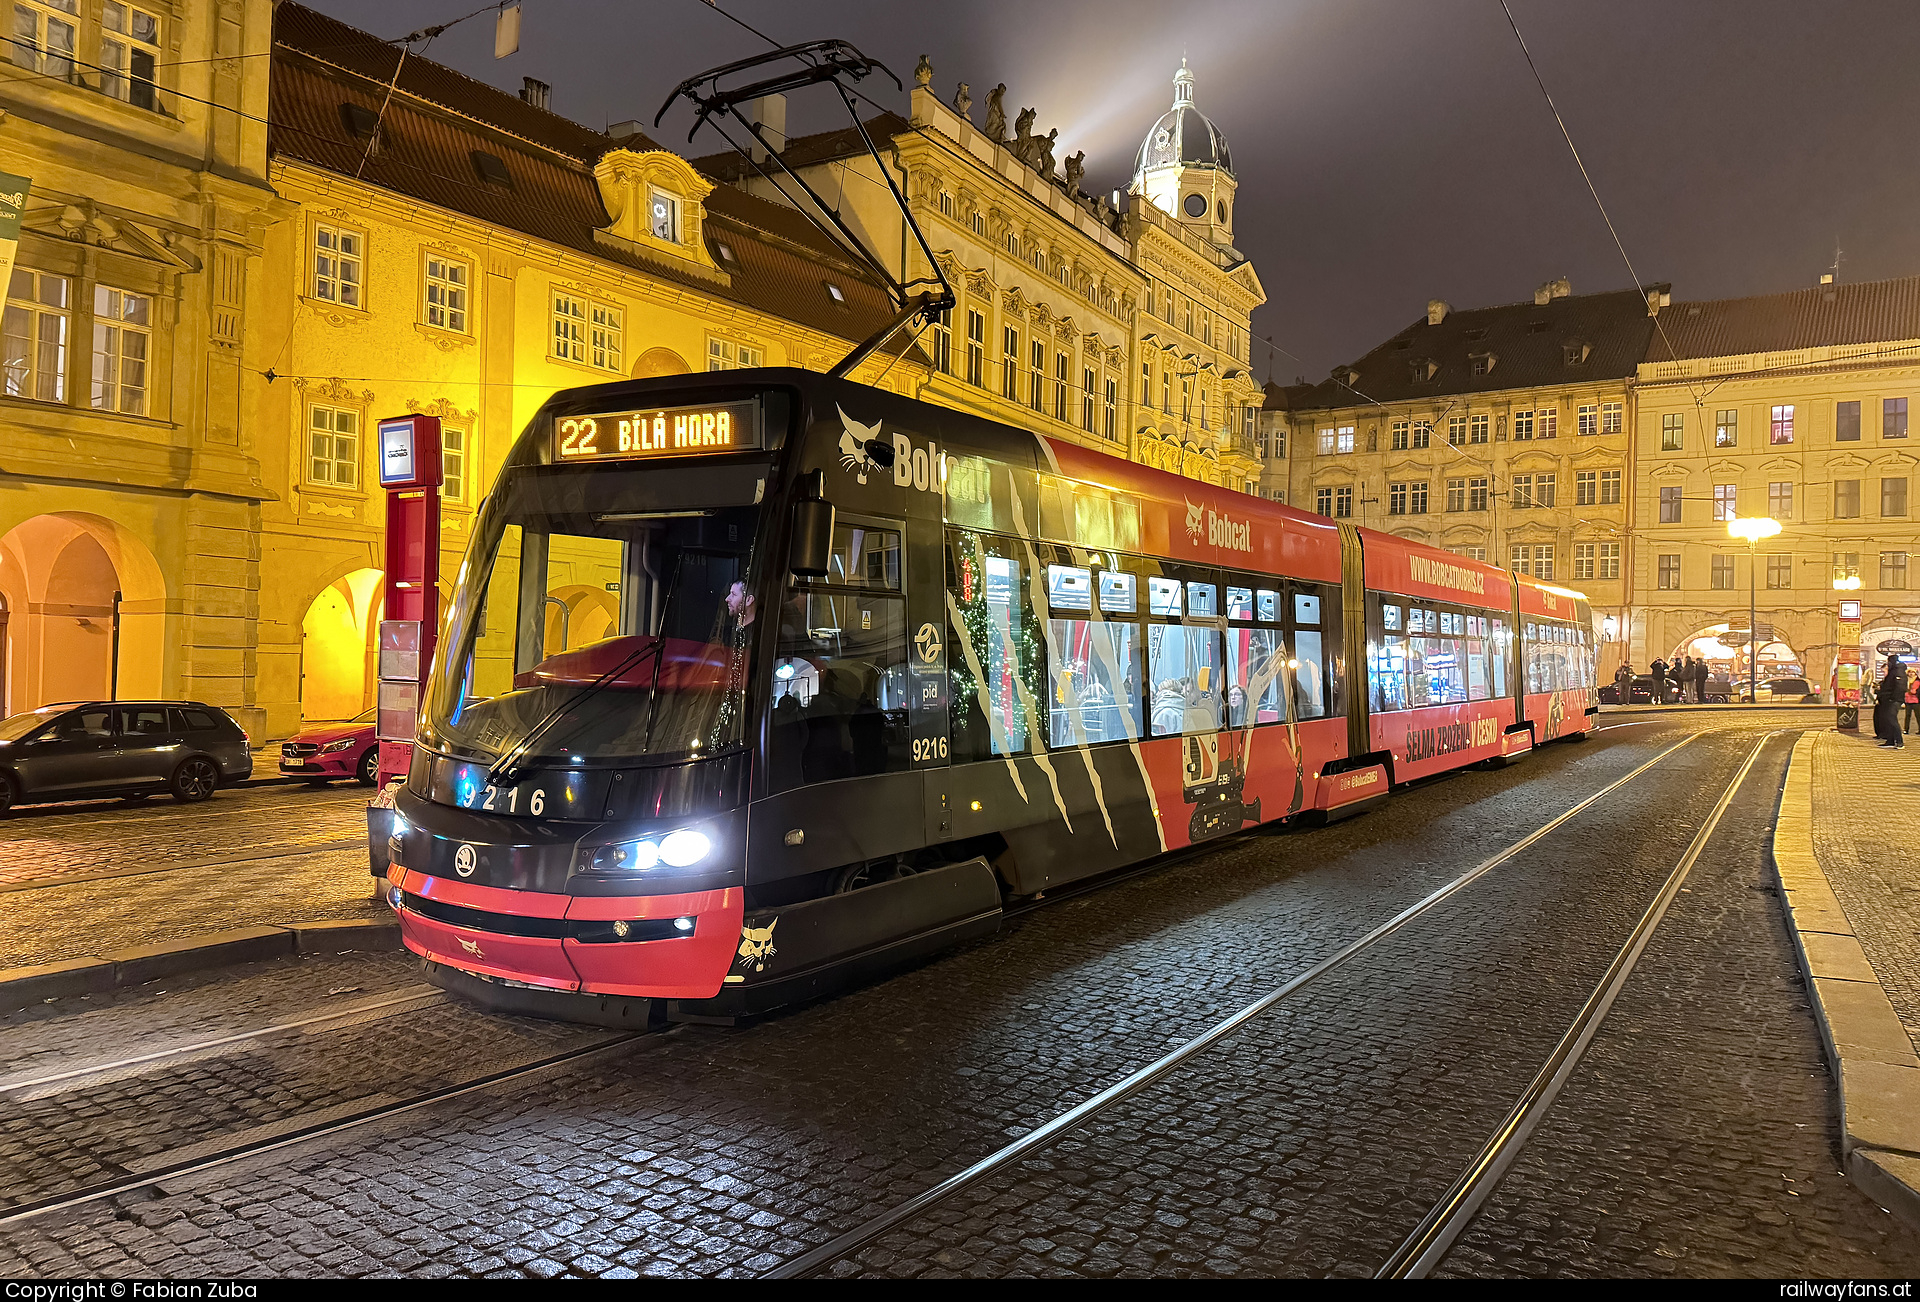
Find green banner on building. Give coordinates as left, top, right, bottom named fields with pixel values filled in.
left=0, top=172, right=30, bottom=298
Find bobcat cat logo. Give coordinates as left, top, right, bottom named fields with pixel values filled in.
left=736, top=917, right=779, bottom=972
left=837, top=406, right=883, bottom=485
left=1184, top=498, right=1206, bottom=543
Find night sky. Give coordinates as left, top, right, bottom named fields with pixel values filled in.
left=307, top=0, right=1920, bottom=382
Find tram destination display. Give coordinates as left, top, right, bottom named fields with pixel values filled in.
left=554, top=398, right=759, bottom=462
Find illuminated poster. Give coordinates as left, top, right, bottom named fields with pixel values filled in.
left=0, top=173, right=29, bottom=300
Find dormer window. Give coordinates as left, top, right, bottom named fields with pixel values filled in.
left=471, top=150, right=512, bottom=190
left=1563, top=341, right=1591, bottom=365
left=1526, top=320, right=1549, bottom=334
left=340, top=102, right=382, bottom=150
left=1470, top=352, right=1496, bottom=376
left=710, top=239, right=738, bottom=268
left=649, top=189, right=679, bottom=242
left=1463, top=328, right=1487, bottom=342
left=1392, top=337, right=1412, bottom=350
left=1409, top=358, right=1437, bottom=382
left=824, top=281, right=846, bottom=306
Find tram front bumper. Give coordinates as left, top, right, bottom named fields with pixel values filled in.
left=387, top=865, right=745, bottom=999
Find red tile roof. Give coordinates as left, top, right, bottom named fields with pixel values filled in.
left=270, top=3, right=919, bottom=359
left=1645, top=275, right=1920, bottom=362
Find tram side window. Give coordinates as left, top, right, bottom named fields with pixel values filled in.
left=1372, top=599, right=1408, bottom=713
left=1048, top=563, right=1092, bottom=611
left=1291, top=585, right=1329, bottom=718
left=1048, top=611, right=1143, bottom=748
left=947, top=533, right=1038, bottom=762
left=1099, top=570, right=1137, bottom=614
left=1256, top=588, right=1280, bottom=623
left=824, top=523, right=903, bottom=589
left=1226, top=625, right=1286, bottom=724
left=1491, top=618, right=1510, bottom=697
left=1466, top=614, right=1491, bottom=701
left=770, top=588, right=910, bottom=787
left=1149, top=624, right=1223, bottom=736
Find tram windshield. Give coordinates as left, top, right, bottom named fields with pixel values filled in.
left=426, top=462, right=763, bottom=767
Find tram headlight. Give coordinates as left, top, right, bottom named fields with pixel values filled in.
left=590, top=839, right=661, bottom=873
left=660, top=829, right=712, bottom=868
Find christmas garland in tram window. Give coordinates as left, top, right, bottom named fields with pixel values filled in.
left=948, top=530, right=1048, bottom=753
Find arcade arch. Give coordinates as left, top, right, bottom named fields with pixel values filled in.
left=300, top=568, right=384, bottom=722
left=0, top=512, right=166, bottom=714
left=1670, top=621, right=1804, bottom=687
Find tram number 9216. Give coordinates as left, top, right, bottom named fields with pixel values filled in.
left=461, top=782, right=549, bottom=816
left=911, top=736, right=949, bottom=763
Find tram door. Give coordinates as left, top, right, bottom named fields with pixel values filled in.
left=905, top=513, right=952, bottom=841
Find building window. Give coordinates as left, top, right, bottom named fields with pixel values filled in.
left=1448, top=415, right=1466, bottom=446
left=706, top=337, right=762, bottom=371
left=8, top=0, right=75, bottom=81
left=1887, top=397, right=1909, bottom=439
left=1390, top=419, right=1409, bottom=451
left=1318, top=428, right=1335, bottom=456
left=1161, top=367, right=1171, bottom=413
left=1511, top=545, right=1553, bottom=578
left=1710, top=555, right=1735, bottom=590
left=1054, top=351, right=1069, bottom=422
left=1537, top=407, right=1557, bottom=439
left=1767, top=554, right=1793, bottom=589
left=1470, top=355, right=1490, bottom=377
left=965, top=310, right=985, bottom=386
left=1837, top=400, right=1861, bottom=442
left=1199, top=389, right=1209, bottom=431
left=1389, top=482, right=1407, bottom=515
left=1469, top=477, right=1489, bottom=512
left=930, top=308, right=952, bottom=375
left=1884, top=477, right=1909, bottom=517
left=1835, top=479, right=1861, bottom=519
left=1712, top=483, right=1737, bottom=521
left=313, top=224, right=364, bottom=308
left=89, top=286, right=148, bottom=415
left=590, top=304, right=622, bottom=370
left=648, top=189, right=679, bottom=242
left=1104, top=378, right=1117, bottom=440
left=1412, top=420, right=1431, bottom=449
left=1657, top=553, right=1680, bottom=589
left=552, top=292, right=585, bottom=362
left=1140, top=360, right=1151, bottom=406
left=1410, top=481, right=1428, bottom=513
left=1513, top=409, right=1534, bottom=441
left=938, top=191, right=953, bottom=217
left=1601, top=402, right=1623, bottom=434
left=971, top=211, right=986, bottom=237
left=423, top=256, right=468, bottom=333
left=1315, top=486, right=1332, bottom=517
left=100, top=1, right=159, bottom=108
left=1661, top=412, right=1683, bottom=451
left=1030, top=340, right=1046, bottom=412
left=1771, top=404, right=1795, bottom=444
left=1768, top=481, right=1793, bottom=519
left=2, top=268, right=68, bottom=402
left=1335, top=485, right=1353, bottom=518
left=307, top=405, right=359, bottom=487
left=1002, top=327, right=1020, bottom=400
left=1883, top=552, right=1910, bottom=590
left=1082, top=367, right=1097, bottom=432
left=1536, top=473, right=1556, bottom=507
left=1576, top=470, right=1596, bottom=506
left=1512, top=474, right=1533, bottom=509
left=440, top=425, right=466, bottom=502
left=1337, top=426, right=1355, bottom=454
left=1578, top=404, right=1597, bottom=436
left=1005, top=232, right=1020, bottom=258
left=1575, top=543, right=1596, bottom=580
left=1659, top=485, right=1682, bottom=523
left=1599, top=541, right=1621, bottom=579
left=1446, top=477, right=1467, bottom=512
left=1470, top=414, right=1489, bottom=444
left=1834, top=552, right=1861, bottom=582
left=1601, top=469, right=1621, bottom=504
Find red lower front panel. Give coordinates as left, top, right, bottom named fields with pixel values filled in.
left=1372, top=698, right=1515, bottom=782
left=390, top=866, right=743, bottom=1000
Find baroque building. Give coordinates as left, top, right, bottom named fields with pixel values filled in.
left=1274, top=280, right=1663, bottom=674
left=1631, top=273, right=1920, bottom=692
left=0, top=0, right=280, bottom=725
left=695, top=59, right=1266, bottom=492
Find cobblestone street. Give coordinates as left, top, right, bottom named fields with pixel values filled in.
left=1, top=713, right=1916, bottom=1278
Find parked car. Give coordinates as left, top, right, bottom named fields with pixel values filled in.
left=0, top=700, right=252, bottom=812
left=279, top=707, right=379, bottom=786
left=1599, top=674, right=1734, bottom=705
left=1742, top=677, right=1818, bottom=703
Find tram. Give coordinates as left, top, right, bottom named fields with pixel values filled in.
left=379, top=369, right=1598, bottom=1025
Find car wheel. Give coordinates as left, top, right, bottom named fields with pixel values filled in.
left=170, top=756, right=220, bottom=803
left=357, top=747, right=379, bottom=787
left=0, top=774, right=14, bottom=816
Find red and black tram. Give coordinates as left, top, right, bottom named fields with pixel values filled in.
left=378, top=369, right=1597, bottom=1025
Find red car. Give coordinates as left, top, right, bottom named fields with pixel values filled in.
left=279, top=707, right=378, bottom=785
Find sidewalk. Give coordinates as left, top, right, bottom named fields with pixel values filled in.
left=1775, top=729, right=1920, bottom=1228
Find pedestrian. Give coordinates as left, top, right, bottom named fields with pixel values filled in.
left=1906, top=669, right=1920, bottom=736
left=1876, top=656, right=1907, bottom=748
left=1681, top=655, right=1697, bottom=703
left=1650, top=656, right=1669, bottom=705
left=1613, top=661, right=1633, bottom=704
left=1694, top=656, right=1710, bottom=704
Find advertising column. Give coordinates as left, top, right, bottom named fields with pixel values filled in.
left=1836, top=597, right=1861, bottom=731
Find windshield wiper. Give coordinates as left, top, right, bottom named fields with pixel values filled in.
left=483, top=637, right=665, bottom=787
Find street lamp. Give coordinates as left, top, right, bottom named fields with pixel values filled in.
left=1727, top=515, right=1782, bottom=704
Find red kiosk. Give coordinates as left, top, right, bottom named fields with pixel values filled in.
left=367, top=413, right=441, bottom=882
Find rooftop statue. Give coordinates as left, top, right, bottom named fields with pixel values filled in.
left=913, top=54, right=933, bottom=89
left=1037, top=128, right=1059, bottom=182
left=1064, top=150, right=1085, bottom=195
left=1011, top=107, right=1037, bottom=164
left=983, top=83, right=1007, bottom=141
left=953, top=82, right=972, bottom=119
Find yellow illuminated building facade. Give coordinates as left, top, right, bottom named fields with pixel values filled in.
left=1631, top=274, right=1920, bottom=692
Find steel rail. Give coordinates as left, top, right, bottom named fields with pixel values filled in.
left=764, top=730, right=1710, bottom=1278
left=1375, top=730, right=1779, bottom=1278
left=0, top=1034, right=643, bottom=1227
left=0, top=987, right=445, bottom=1095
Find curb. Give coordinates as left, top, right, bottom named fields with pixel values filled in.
left=1772, top=733, right=1920, bottom=1231
left=0, top=919, right=403, bottom=1011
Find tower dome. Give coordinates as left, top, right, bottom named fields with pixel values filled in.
left=1132, top=60, right=1233, bottom=185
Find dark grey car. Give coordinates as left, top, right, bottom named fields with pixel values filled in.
left=0, top=701, right=253, bottom=812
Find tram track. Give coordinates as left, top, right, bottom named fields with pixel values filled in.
left=764, top=727, right=1723, bottom=1278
